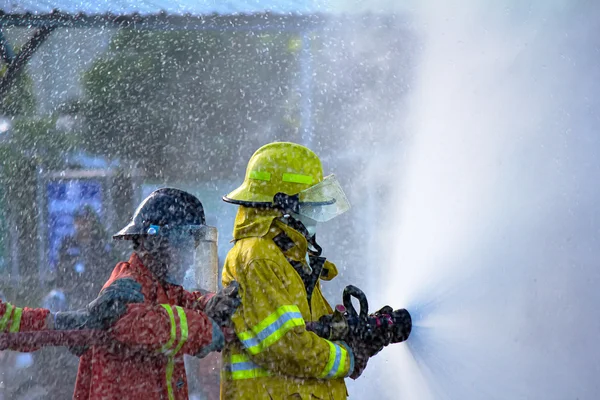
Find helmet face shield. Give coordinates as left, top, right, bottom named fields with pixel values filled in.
left=160, top=227, right=197, bottom=286
left=297, top=175, right=351, bottom=222
left=189, top=226, right=219, bottom=292
left=149, top=224, right=218, bottom=287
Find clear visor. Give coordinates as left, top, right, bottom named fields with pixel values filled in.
left=163, top=225, right=218, bottom=289
left=192, top=226, right=218, bottom=292
left=296, top=175, right=351, bottom=222
left=164, top=225, right=217, bottom=248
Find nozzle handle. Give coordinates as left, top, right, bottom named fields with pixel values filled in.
left=342, top=285, right=369, bottom=320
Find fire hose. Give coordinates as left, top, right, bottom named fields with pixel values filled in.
left=0, top=286, right=411, bottom=352
left=0, top=329, right=112, bottom=349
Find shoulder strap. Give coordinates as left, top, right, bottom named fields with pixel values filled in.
left=272, top=232, right=325, bottom=309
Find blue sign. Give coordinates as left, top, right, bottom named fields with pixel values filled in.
left=46, top=179, right=103, bottom=269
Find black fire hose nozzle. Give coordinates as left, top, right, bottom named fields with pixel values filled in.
left=306, top=286, right=413, bottom=345
left=343, top=285, right=412, bottom=343
left=389, top=308, right=412, bottom=343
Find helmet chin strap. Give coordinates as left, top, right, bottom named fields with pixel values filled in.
left=273, top=192, right=323, bottom=257
left=280, top=214, right=323, bottom=257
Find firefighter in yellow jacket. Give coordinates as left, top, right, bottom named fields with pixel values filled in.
left=221, top=142, right=368, bottom=399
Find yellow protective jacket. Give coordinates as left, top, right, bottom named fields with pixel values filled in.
left=221, top=207, right=352, bottom=400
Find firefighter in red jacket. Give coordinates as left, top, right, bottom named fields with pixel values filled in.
left=72, top=187, right=239, bottom=400
left=0, top=188, right=239, bottom=400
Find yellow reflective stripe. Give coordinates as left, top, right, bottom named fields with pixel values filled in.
left=237, top=305, right=305, bottom=355
left=249, top=170, right=271, bottom=181
left=231, top=353, right=251, bottom=363
left=241, top=305, right=300, bottom=337
left=172, top=306, right=188, bottom=355
left=0, top=303, right=14, bottom=332
left=9, top=307, right=23, bottom=333
left=165, top=357, right=175, bottom=400
left=319, top=340, right=337, bottom=378
left=319, top=340, right=347, bottom=379
left=225, top=352, right=271, bottom=380
left=251, top=317, right=304, bottom=355
left=232, top=367, right=271, bottom=380
left=282, top=173, right=313, bottom=185
left=160, top=304, right=177, bottom=355
left=163, top=306, right=187, bottom=400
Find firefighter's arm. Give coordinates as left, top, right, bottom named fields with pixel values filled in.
left=187, top=284, right=240, bottom=327
left=51, top=278, right=145, bottom=332
left=0, top=300, right=50, bottom=351
left=109, top=303, right=223, bottom=358
left=233, top=259, right=354, bottom=380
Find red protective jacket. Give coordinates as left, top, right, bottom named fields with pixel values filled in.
left=74, top=253, right=221, bottom=400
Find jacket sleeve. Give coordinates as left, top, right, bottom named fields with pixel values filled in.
left=109, top=303, right=223, bottom=358
left=0, top=300, right=50, bottom=352
left=233, top=259, right=353, bottom=380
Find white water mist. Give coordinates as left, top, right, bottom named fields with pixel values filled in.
left=349, top=1, right=600, bottom=399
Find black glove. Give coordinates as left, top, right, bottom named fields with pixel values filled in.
left=203, top=281, right=240, bottom=326
left=344, top=305, right=401, bottom=378
left=343, top=337, right=371, bottom=380
left=365, top=305, right=395, bottom=357
left=54, top=278, right=145, bottom=357
left=342, top=306, right=395, bottom=380
left=54, top=278, right=145, bottom=331
left=86, top=279, right=145, bottom=328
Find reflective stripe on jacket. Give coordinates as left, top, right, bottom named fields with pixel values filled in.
left=0, top=301, right=24, bottom=333
left=221, top=207, right=351, bottom=400
left=0, top=300, right=50, bottom=351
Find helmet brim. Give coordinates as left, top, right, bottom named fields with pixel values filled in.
left=112, top=221, right=143, bottom=240
left=224, top=181, right=276, bottom=204
left=224, top=180, right=336, bottom=207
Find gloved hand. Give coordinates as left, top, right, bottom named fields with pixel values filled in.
left=194, top=321, right=225, bottom=359
left=367, top=305, right=395, bottom=357
left=201, top=281, right=240, bottom=327
left=342, top=306, right=393, bottom=380
left=343, top=305, right=399, bottom=379
left=53, top=279, right=144, bottom=357
left=54, top=278, right=145, bottom=331
left=343, top=337, right=371, bottom=380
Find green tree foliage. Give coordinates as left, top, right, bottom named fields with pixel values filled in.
left=81, top=30, right=299, bottom=180
left=0, top=118, right=78, bottom=169
left=0, top=61, right=78, bottom=296
left=0, top=65, right=36, bottom=117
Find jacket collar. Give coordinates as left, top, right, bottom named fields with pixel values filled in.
left=232, top=206, right=281, bottom=240
left=128, top=252, right=153, bottom=279
left=231, top=206, right=338, bottom=280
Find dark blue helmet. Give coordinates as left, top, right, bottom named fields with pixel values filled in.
left=113, top=188, right=205, bottom=240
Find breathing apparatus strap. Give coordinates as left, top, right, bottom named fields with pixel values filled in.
left=286, top=217, right=323, bottom=257
left=272, top=192, right=323, bottom=257
left=273, top=232, right=325, bottom=308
